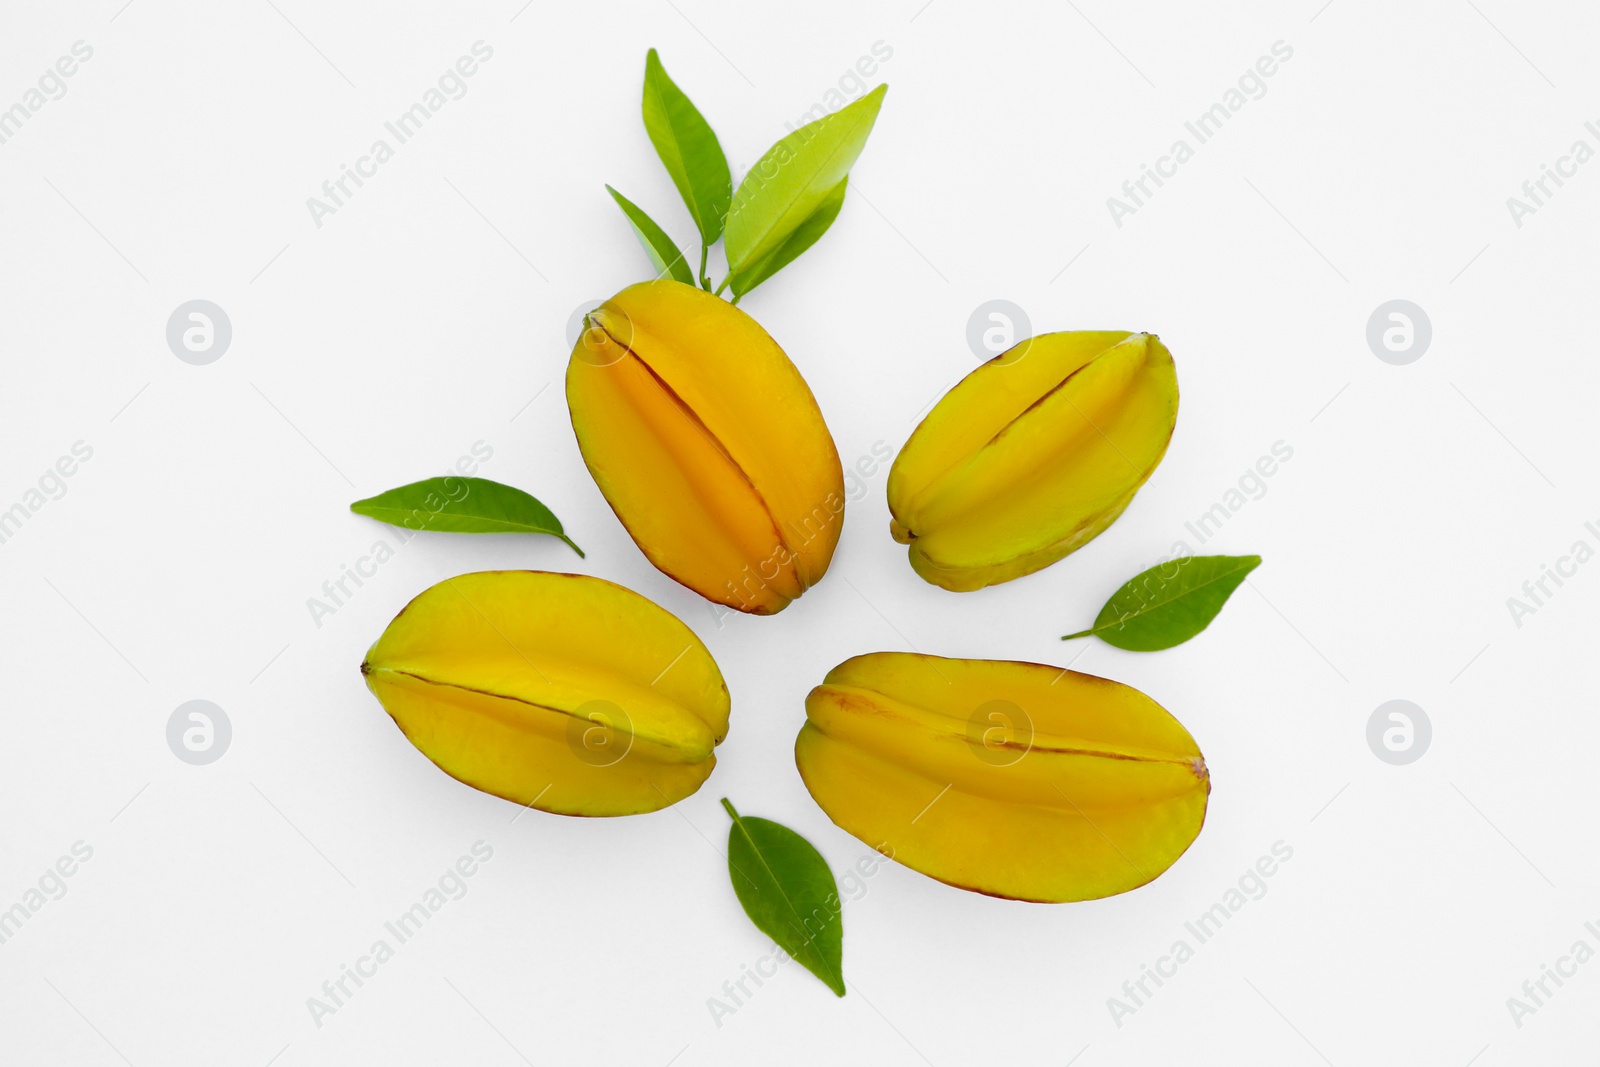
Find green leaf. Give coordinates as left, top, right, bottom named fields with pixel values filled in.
left=721, top=798, right=845, bottom=997
left=724, top=84, right=886, bottom=277
left=728, top=176, right=848, bottom=297
left=605, top=185, right=694, bottom=285
left=351, top=477, right=584, bottom=557
left=1063, top=555, right=1261, bottom=651
left=642, top=48, right=732, bottom=247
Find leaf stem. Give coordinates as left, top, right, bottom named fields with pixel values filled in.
left=1062, top=617, right=1128, bottom=641
left=698, top=245, right=711, bottom=290
left=559, top=535, right=586, bottom=559
left=720, top=797, right=739, bottom=821
left=714, top=276, right=730, bottom=297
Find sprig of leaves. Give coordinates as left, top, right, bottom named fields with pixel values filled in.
left=1062, top=555, right=1261, bottom=651
left=609, top=50, right=887, bottom=301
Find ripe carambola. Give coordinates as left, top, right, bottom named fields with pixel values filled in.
left=566, top=280, right=846, bottom=614
left=888, top=331, right=1179, bottom=591
left=796, top=652, right=1209, bottom=902
left=362, top=570, right=730, bottom=817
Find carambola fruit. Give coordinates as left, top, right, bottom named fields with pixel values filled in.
left=795, top=652, right=1208, bottom=902
left=887, top=331, right=1178, bottom=591
left=566, top=279, right=845, bottom=615
left=361, top=570, right=729, bottom=817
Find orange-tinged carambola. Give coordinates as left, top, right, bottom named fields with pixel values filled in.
left=887, top=331, right=1178, bottom=591
left=795, top=652, right=1208, bottom=902
left=361, top=570, right=729, bottom=817
left=566, top=280, right=845, bottom=615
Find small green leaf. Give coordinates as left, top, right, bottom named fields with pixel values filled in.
left=728, top=176, right=848, bottom=297
left=351, top=477, right=584, bottom=557
left=1063, top=555, right=1261, bottom=651
left=724, top=85, right=886, bottom=277
left=642, top=48, right=732, bottom=247
left=605, top=185, right=694, bottom=285
left=721, top=798, right=845, bottom=997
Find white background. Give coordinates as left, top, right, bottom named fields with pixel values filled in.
left=2, top=1, right=1595, bottom=1064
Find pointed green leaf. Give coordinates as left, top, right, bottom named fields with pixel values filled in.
left=724, top=85, right=886, bottom=276
left=721, top=799, right=845, bottom=997
left=351, top=477, right=584, bottom=557
left=642, top=48, right=732, bottom=246
left=728, top=176, right=848, bottom=297
left=1063, top=555, right=1261, bottom=651
left=605, top=185, right=694, bottom=285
